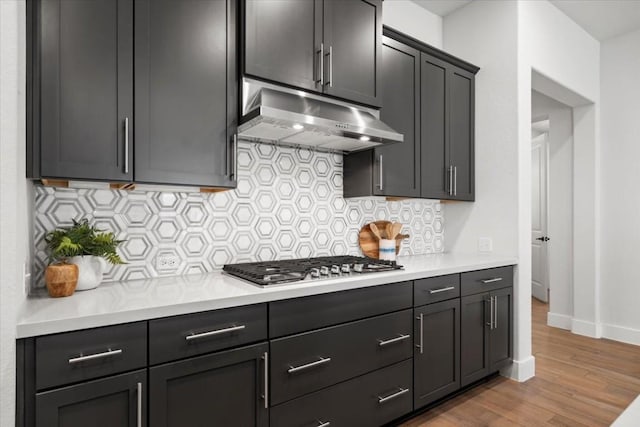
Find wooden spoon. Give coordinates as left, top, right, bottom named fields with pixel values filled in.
left=385, top=223, right=393, bottom=240
left=369, top=223, right=382, bottom=240
left=390, top=222, right=403, bottom=240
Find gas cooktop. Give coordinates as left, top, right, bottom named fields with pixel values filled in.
left=223, top=255, right=403, bottom=287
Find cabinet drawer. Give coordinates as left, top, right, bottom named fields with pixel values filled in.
left=35, top=322, right=147, bottom=390
left=461, top=266, right=514, bottom=296
left=414, top=274, right=460, bottom=306
left=271, top=359, right=413, bottom=427
left=270, top=309, right=413, bottom=405
left=149, top=303, right=267, bottom=365
left=270, top=281, right=412, bottom=338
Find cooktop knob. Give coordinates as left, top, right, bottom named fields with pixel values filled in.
left=353, top=263, right=364, bottom=273
left=331, top=265, right=341, bottom=274
left=320, top=266, right=330, bottom=276
left=341, top=263, right=351, bottom=273
left=310, top=268, right=320, bottom=278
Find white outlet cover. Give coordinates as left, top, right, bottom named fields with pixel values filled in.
left=478, top=237, right=493, bottom=253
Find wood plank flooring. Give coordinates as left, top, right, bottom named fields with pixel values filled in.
left=401, top=298, right=640, bottom=426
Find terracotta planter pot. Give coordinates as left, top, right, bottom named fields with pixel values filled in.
left=45, top=263, right=79, bottom=297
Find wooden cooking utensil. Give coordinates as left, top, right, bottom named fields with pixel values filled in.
left=369, top=223, right=382, bottom=240
left=390, top=222, right=403, bottom=240
left=359, top=221, right=410, bottom=259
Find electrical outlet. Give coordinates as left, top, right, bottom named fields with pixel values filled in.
left=156, top=254, right=180, bottom=269
left=23, top=263, right=31, bottom=296
left=478, top=237, right=493, bottom=253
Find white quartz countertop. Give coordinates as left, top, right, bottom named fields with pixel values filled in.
left=17, top=253, right=517, bottom=338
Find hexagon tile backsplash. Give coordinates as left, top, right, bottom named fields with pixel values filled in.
left=33, top=142, right=444, bottom=288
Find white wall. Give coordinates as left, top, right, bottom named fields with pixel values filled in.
left=383, top=0, right=442, bottom=47
left=443, top=0, right=534, bottom=381
left=600, top=28, right=640, bottom=345
left=531, top=91, right=574, bottom=327
left=518, top=0, right=601, bottom=338
left=0, top=1, right=30, bottom=425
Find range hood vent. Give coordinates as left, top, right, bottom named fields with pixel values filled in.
left=238, top=82, right=403, bottom=153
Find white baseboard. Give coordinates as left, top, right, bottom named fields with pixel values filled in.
left=572, top=318, right=603, bottom=338
left=602, top=323, right=640, bottom=346
left=501, top=355, right=535, bottom=382
left=547, top=312, right=572, bottom=330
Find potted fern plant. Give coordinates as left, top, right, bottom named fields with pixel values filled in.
left=45, top=219, right=125, bottom=296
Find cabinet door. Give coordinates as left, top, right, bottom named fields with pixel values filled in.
left=489, top=287, right=513, bottom=372
left=35, top=370, right=146, bottom=427
left=323, top=0, right=382, bottom=107
left=420, top=53, right=450, bottom=199
left=135, top=0, right=237, bottom=187
left=414, top=299, right=460, bottom=408
left=244, top=0, right=322, bottom=92
left=149, top=342, right=268, bottom=427
left=373, top=37, right=420, bottom=197
left=460, top=293, right=490, bottom=387
left=39, top=0, right=133, bottom=181
left=449, top=66, right=475, bottom=200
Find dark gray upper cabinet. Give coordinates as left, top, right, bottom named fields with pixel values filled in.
left=32, top=0, right=133, bottom=181
left=149, top=343, right=268, bottom=427
left=343, top=36, right=420, bottom=198
left=134, top=0, right=237, bottom=187
left=35, top=370, right=146, bottom=427
left=343, top=28, right=478, bottom=200
left=242, top=0, right=382, bottom=107
left=244, top=0, right=322, bottom=92
left=322, top=0, right=382, bottom=106
left=414, top=299, right=460, bottom=409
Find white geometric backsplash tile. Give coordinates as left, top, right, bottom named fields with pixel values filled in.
left=33, top=141, right=444, bottom=288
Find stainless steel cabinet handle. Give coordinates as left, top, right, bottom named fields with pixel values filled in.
left=378, top=155, right=384, bottom=190
left=378, top=334, right=410, bottom=347
left=316, top=43, right=324, bottom=86
left=486, top=297, right=494, bottom=329
left=262, top=352, right=269, bottom=409
left=481, top=277, right=503, bottom=284
left=316, top=421, right=331, bottom=427
left=136, top=382, right=142, bottom=427
left=416, top=313, right=424, bottom=354
left=448, top=166, right=453, bottom=195
left=454, top=166, right=457, bottom=196
left=288, top=356, right=331, bottom=374
left=428, top=286, right=456, bottom=294
left=230, top=133, right=238, bottom=180
left=378, top=387, right=410, bottom=404
left=68, top=348, right=122, bottom=364
left=494, top=296, right=498, bottom=329
left=325, top=45, right=333, bottom=87
left=124, top=117, right=129, bottom=174
left=185, top=324, right=246, bottom=341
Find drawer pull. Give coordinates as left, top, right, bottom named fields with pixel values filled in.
left=378, top=387, right=410, bottom=404
left=136, top=382, right=142, bottom=427
left=481, top=277, right=503, bottom=284
left=378, top=334, right=410, bottom=347
left=288, top=356, right=332, bottom=374
left=185, top=324, right=246, bottom=341
left=316, top=421, right=331, bottom=427
left=428, top=286, right=456, bottom=294
left=68, top=348, right=122, bottom=364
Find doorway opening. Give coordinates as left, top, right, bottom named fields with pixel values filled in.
left=530, top=89, right=575, bottom=328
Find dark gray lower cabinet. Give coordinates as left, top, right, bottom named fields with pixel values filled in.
left=460, top=287, right=513, bottom=387
left=270, top=359, right=412, bottom=427
left=35, top=369, right=146, bottom=427
left=149, top=342, right=268, bottom=427
left=414, top=299, right=460, bottom=408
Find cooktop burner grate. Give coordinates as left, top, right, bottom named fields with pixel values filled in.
left=223, top=255, right=403, bottom=286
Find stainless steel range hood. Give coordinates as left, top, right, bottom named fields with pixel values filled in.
left=238, top=79, right=403, bottom=152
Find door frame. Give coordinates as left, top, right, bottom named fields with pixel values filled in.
left=531, top=125, right=550, bottom=303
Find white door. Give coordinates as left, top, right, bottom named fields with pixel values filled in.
left=531, top=132, right=549, bottom=302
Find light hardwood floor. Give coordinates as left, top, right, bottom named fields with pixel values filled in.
left=401, top=298, right=640, bottom=426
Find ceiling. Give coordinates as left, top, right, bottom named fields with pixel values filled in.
left=411, top=0, right=640, bottom=41
left=410, top=0, right=472, bottom=17
left=549, top=0, right=640, bottom=41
